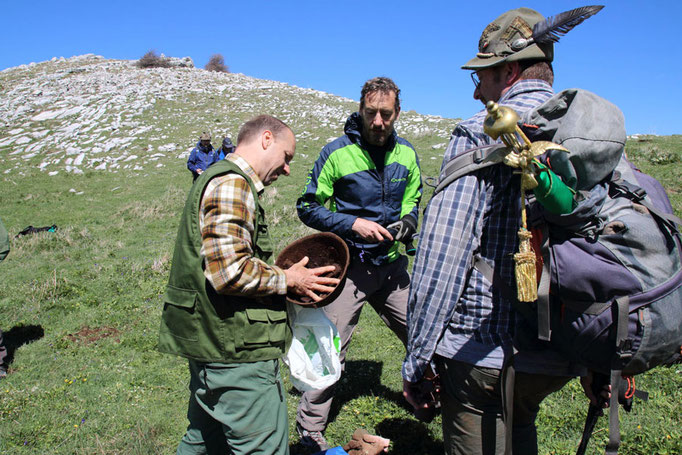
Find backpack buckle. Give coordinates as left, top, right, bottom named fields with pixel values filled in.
left=472, top=147, right=487, bottom=164
left=616, top=338, right=634, bottom=362
left=611, top=180, right=646, bottom=202
left=631, top=187, right=646, bottom=201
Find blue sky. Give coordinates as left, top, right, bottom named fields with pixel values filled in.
left=2, top=1, right=680, bottom=135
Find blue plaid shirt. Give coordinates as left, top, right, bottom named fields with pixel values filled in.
left=402, top=80, right=554, bottom=382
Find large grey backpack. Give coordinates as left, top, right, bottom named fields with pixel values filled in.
left=434, top=89, right=682, bottom=454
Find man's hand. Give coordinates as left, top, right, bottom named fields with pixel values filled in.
left=402, top=378, right=435, bottom=413
left=386, top=216, right=417, bottom=242
left=402, top=378, right=425, bottom=410
left=283, top=256, right=340, bottom=305
left=580, top=371, right=611, bottom=407
left=403, top=369, right=441, bottom=423
left=197, top=169, right=203, bottom=175
left=352, top=218, right=392, bottom=243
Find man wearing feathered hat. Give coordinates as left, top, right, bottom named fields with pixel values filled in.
left=402, top=6, right=604, bottom=454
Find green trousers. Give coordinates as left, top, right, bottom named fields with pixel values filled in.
left=177, top=359, right=289, bottom=455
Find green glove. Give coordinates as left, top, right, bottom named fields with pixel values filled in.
left=532, top=160, right=575, bottom=214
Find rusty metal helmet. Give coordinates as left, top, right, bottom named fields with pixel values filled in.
left=275, top=232, right=349, bottom=307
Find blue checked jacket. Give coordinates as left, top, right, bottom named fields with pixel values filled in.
left=402, top=80, right=556, bottom=382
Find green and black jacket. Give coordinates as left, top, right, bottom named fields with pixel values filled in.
left=297, top=112, right=422, bottom=266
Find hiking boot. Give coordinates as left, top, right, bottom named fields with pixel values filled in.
left=297, top=423, right=329, bottom=451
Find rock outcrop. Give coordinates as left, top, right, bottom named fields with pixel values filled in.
left=0, top=55, right=453, bottom=177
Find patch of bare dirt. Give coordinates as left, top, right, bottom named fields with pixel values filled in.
left=65, top=326, right=120, bottom=344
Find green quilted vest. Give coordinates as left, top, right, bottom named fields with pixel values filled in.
left=158, top=159, right=291, bottom=363
left=0, top=217, right=9, bottom=262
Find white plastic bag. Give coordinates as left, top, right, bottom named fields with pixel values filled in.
left=284, top=303, right=341, bottom=392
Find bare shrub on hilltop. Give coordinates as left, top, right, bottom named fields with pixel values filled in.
left=205, top=54, right=229, bottom=73
left=136, top=50, right=171, bottom=69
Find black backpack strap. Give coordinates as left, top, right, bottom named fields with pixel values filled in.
left=536, top=224, right=552, bottom=341
left=610, top=179, right=682, bottom=233
left=576, top=401, right=603, bottom=455
left=605, top=370, right=623, bottom=455
left=501, top=346, right=518, bottom=455
left=472, top=254, right=539, bottom=325
left=602, top=298, right=630, bottom=455
left=434, top=144, right=508, bottom=195
left=472, top=254, right=516, bottom=299
left=614, top=296, right=633, bottom=364
left=576, top=372, right=612, bottom=455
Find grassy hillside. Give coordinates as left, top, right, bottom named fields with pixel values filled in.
left=0, top=56, right=680, bottom=454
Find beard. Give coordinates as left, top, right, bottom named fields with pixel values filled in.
left=365, top=127, right=388, bottom=146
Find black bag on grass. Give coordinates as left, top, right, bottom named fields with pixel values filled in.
left=15, top=225, right=57, bottom=238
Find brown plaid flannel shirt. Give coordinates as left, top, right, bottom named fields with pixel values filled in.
left=199, top=155, right=286, bottom=296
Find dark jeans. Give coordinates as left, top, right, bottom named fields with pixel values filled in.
left=439, top=358, right=572, bottom=455
left=512, top=372, right=572, bottom=454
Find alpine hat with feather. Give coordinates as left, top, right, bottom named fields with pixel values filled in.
left=462, top=5, right=604, bottom=70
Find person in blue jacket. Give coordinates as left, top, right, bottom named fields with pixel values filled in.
left=216, top=136, right=236, bottom=161
left=186, top=132, right=218, bottom=180
left=295, top=77, right=422, bottom=451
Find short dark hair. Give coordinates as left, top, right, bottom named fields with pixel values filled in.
left=360, top=77, right=401, bottom=111
left=519, top=61, right=554, bottom=85
left=237, top=115, right=291, bottom=145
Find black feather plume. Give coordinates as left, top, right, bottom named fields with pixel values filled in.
left=532, top=5, right=604, bottom=44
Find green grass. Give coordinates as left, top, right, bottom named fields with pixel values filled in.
left=0, top=113, right=452, bottom=453
left=0, top=58, right=680, bottom=453
left=1, top=134, right=680, bottom=455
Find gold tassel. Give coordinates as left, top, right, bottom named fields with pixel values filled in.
left=483, top=101, right=545, bottom=303
left=515, top=228, right=537, bottom=302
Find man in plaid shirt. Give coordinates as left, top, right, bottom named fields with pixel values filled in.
left=402, top=8, right=603, bottom=455
left=160, top=115, right=340, bottom=454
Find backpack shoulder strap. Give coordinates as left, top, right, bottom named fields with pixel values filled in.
left=610, top=177, right=682, bottom=233
left=434, top=144, right=507, bottom=195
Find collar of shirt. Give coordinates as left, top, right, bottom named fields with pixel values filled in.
left=500, top=79, right=553, bottom=103
left=455, top=79, right=553, bottom=137
left=227, top=154, right=264, bottom=194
